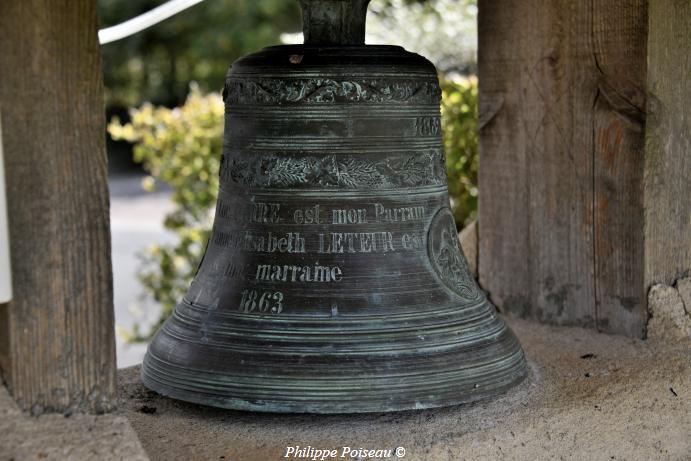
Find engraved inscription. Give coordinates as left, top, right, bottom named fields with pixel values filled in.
left=332, top=207, right=367, bottom=224
left=415, top=116, right=440, bottom=136
left=213, top=231, right=306, bottom=253
left=204, top=259, right=248, bottom=280
left=217, top=199, right=281, bottom=223
left=223, top=262, right=245, bottom=279
left=318, top=232, right=395, bottom=254
left=213, top=229, right=426, bottom=255
left=374, top=204, right=425, bottom=223
left=244, top=232, right=305, bottom=253
left=217, top=198, right=429, bottom=225
left=206, top=197, right=437, bottom=317
left=239, top=290, right=283, bottom=314
left=293, top=204, right=322, bottom=224
left=401, top=232, right=424, bottom=250
left=251, top=202, right=281, bottom=223
left=224, top=78, right=441, bottom=106
left=427, top=207, right=481, bottom=301
left=213, top=231, right=244, bottom=250
left=220, top=151, right=446, bottom=190
left=255, top=263, right=343, bottom=283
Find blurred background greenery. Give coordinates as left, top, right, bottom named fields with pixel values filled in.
left=101, top=0, right=479, bottom=341
left=100, top=0, right=476, bottom=107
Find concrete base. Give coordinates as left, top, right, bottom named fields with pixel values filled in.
left=0, top=383, right=148, bottom=460
left=2, top=318, right=689, bottom=460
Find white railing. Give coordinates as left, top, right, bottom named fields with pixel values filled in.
left=99, top=0, right=206, bottom=45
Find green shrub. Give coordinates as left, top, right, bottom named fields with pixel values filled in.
left=441, top=75, right=478, bottom=227
left=109, top=78, right=479, bottom=341
left=108, top=85, right=224, bottom=340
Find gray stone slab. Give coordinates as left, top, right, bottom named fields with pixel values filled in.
left=0, top=384, right=148, bottom=461
left=648, top=280, right=691, bottom=340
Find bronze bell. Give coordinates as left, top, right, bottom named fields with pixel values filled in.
left=141, top=0, right=527, bottom=413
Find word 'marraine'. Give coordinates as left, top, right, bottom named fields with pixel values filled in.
left=255, top=263, right=343, bottom=283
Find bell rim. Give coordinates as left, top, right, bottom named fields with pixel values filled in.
left=140, top=349, right=528, bottom=414
left=140, top=312, right=528, bottom=414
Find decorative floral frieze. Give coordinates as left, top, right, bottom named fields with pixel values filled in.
left=220, top=151, right=447, bottom=189
left=223, top=78, right=441, bottom=105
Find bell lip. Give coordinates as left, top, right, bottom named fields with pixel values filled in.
left=139, top=316, right=529, bottom=414
left=140, top=353, right=528, bottom=414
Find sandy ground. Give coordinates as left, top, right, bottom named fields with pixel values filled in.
left=115, top=318, right=690, bottom=461
left=2, top=318, right=689, bottom=460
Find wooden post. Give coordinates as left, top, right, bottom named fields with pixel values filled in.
left=644, top=0, right=691, bottom=291
left=477, top=0, right=690, bottom=338
left=0, top=0, right=116, bottom=413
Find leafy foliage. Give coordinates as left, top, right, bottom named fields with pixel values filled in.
left=109, top=78, right=479, bottom=341
left=441, top=75, right=479, bottom=226
left=368, top=0, right=478, bottom=75
left=99, top=0, right=302, bottom=107
left=99, top=0, right=478, bottom=108
left=108, top=86, right=224, bottom=340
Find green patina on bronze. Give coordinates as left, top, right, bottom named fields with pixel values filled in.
left=141, top=0, right=527, bottom=413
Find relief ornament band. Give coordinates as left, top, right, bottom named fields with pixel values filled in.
left=224, top=78, right=442, bottom=106
left=220, top=151, right=448, bottom=190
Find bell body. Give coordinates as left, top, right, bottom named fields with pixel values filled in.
left=141, top=43, right=527, bottom=413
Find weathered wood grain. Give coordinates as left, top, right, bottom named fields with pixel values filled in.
left=478, top=0, right=649, bottom=337
left=644, top=0, right=691, bottom=293
left=477, top=0, right=532, bottom=322
left=591, top=0, right=648, bottom=337
left=0, top=0, right=116, bottom=413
